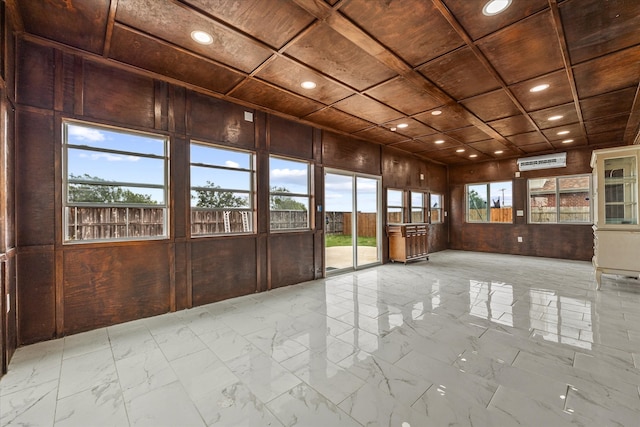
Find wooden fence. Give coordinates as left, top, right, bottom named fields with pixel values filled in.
left=66, top=206, right=165, bottom=240
left=468, top=207, right=513, bottom=223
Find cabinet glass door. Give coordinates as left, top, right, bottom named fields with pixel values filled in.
left=604, top=156, right=637, bottom=224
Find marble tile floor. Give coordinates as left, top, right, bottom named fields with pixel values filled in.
left=2, top=250, right=640, bottom=426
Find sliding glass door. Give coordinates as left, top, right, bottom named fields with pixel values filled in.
left=325, top=170, right=381, bottom=273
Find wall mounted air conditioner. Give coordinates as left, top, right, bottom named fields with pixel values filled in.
left=517, top=152, right=567, bottom=171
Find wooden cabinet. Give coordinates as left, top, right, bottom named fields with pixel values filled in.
left=591, top=145, right=640, bottom=289
left=387, top=223, right=429, bottom=263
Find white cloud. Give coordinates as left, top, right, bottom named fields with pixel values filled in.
left=68, top=125, right=106, bottom=142
left=271, top=168, right=306, bottom=178
left=225, top=160, right=240, bottom=168
left=85, top=153, right=140, bottom=162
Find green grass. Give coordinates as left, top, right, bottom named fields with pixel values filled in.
left=325, top=234, right=376, bottom=247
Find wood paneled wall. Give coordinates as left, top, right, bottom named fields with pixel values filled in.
left=448, top=148, right=595, bottom=261
left=13, top=36, right=447, bottom=345
left=1, top=1, right=18, bottom=375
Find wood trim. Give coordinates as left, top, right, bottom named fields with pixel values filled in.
left=73, top=55, right=83, bottom=116
left=624, top=83, right=640, bottom=145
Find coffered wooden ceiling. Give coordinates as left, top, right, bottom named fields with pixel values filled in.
left=15, top=0, right=640, bottom=165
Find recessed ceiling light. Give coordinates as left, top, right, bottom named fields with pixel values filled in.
left=482, top=0, right=512, bottom=16
left=300, top=81, right=317, bottom=89
left=431, top=110, right=442, bottom=116
left=469, top=154, right=478, bottom=158
left=557, top=130, right=570, bottom=135
left=530, top=84, right=549, bottom=93
left=397, top=123, right=408, bottom=129
left=548, top=115, right=563, bottom=121
left=456, top=148, right=465, bottom=153
left=494, top=150, right=504, bottom=154
left=435, top=139, right=445, bottom=144
left=390, top=127, right=397, bottom=132
left=562, top=139, right=574, bottom=143
left=191, top=30, right=213, bottom=45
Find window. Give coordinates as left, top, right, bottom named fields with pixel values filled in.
left=387, top=189, right=403, bottom=223
left=410, top=191, right=425, bottom=223
left=190, top=143, right=254, bottom=235
left=528, top=175, right=591, bottom=224
left=467, top=181, right=512, bottom=223
left=430, top=193, right=443, bottom=223
left=269, top=156, right=311, bottom=230
left=63, top=121, right=168, bottom=242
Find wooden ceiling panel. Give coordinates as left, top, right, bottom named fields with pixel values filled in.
left=508, top=132, right=548, bottom=147
left=550, top=138, right=588, bottom=150
left=468, top=139, right=512, bottom=155
left=573, top=45, right=640, bottom=99
left=477, top=12, right=565, bottom=85
left=418, top=47, right=501, bottom=99
left=415, top=134, right=462, bottom=152
left=580, top=87, right=637, bottom=121
left=18, top=0, right=110, bottom=54
left=442, top=0, right=548, bottom=41
left=585, top=114, right=630, bottom=136
left=414, top=107, right=471, bottom=132
left=445, top=126, right=493, bottom=144
left=489, top=115, right=537, bottom=137
left=304, top=108, right=373, bottom=134
left=229, top=79, right=322, bottom=118
left=461, top=89, right=521, bottom=122
left=541, top=123, right=583, bottom=141
left=285, top=23, right=398, bottom=91
left=520, top=143, right=555, bottom=154
left=110, top=25, right=245, bottom=95
left=183, top=0, right=315, bottom=49
left=585, top=129, right=626, bottom=146
left=390, top=140, right=433, bottom=154
left=116, top=0, right=272, bottom=73
left=560, top=0, right=640, bottom=64
left=353, top=127, right=409, bottom=145
left=340, top=0, right=464, bottom=66
left=382, top=119, right=437, bottom=139
left=333, top=95, right=404, bottom=125
left=255, top=56, right=353, bottom=104
left=509, top=70, right=574, bottom=112
left=529, top=103, right=579, bottom=130
left=365, top=77, right=443, bottom=116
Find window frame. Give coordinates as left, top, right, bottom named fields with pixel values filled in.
left=466, top=181, right=513, bottom=224
left=410, top=191, right=426, bottom=223
left=387, top=188, right=404, bottom=224
left=62, top=119, right=169, bottom=244
left=190, top=141, right=256, bottom=237
left=269, top=155, right=312, bottom=232
left=528, top=174, right=592, bottom=224
left=430, top=193, right=443, bottom=224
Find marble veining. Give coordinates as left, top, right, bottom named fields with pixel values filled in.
left=2, top=250, right=640, bottom=426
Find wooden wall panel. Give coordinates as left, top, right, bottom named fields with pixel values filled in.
left=82, top=60, right=155, bottom=129
left=16, top=109, right=55, bottom=247
left=382, top=146, right=428, bottom=189
left=191, top=237, right=258, bottom=305
left=322, top=131, right=381, bottom=176
left=63, top=244, right=171, bottom=334
left=270, top=233, right=315, bottom=289
left=188, top=91, right=255, bottom=148
left=18, top=250, right=55, bottom=343
left=268, top=115, right=314, bottom=159
left=16, top=39, right=54, bottom=110
left=448, top=148, right=594, bottom=260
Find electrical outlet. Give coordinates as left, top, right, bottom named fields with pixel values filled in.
left=517, top=236, right=523, bottom=243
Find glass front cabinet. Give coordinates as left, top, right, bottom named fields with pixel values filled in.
left=590, top=145, right=640, bottom=288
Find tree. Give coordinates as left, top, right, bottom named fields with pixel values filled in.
left=68, top=174, right=155, bottom=204
left=270, top=186, right=306, bottom=211
left=468, top=189, right=487, bottom=220
left=194, top=181, right=247, bottom=208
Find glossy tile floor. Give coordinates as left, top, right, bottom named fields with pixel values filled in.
left=2, top=250, right=640, bottom=426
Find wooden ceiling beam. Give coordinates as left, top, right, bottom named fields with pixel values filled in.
left=548, top=0, right=588, bottom=143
